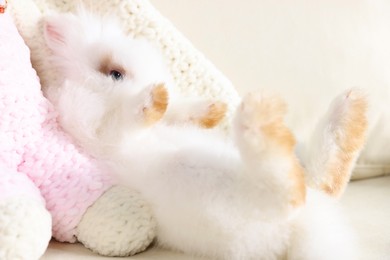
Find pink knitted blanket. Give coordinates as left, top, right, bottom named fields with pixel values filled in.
left=0, top=12, right=113, bottom=242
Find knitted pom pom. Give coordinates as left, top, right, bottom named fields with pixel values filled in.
left=0, top=198, right=51, bottom=260
left=76, top=186, right=156, bottom=256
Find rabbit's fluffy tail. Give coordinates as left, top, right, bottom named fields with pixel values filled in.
left=302, top=88, right=368, bottom=198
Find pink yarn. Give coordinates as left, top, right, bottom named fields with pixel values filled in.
left=0, top=13, right=114, bottom=242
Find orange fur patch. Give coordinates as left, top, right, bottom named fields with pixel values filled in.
left=289, top=160, right=306, bottom=208
left=197, top=102, right=227, bottom=128
left=261, top=124, right=296, bottom=153
left=254, top=95, right=295, bottom=153
left=321, top=92, right=368, bottom=197
left=244, top=93, right=306, bottom=207
left=143, top=83, right=169, bottom=125
left=321, top=160, right=350, bottom=197
left=261, top=119, right=306, bottom=207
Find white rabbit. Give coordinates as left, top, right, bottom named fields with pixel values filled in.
left=43, top=11, right=367, bottom=260
left=42, top=9, right=226, bottom=155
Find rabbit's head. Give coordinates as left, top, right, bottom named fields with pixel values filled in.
left=43, top=10, right=170, bottom=150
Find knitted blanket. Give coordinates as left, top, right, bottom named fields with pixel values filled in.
left=0, top=11, right=113, bottom=243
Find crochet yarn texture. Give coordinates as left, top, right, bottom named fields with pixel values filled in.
left=0, top=12, right=113, bottom=243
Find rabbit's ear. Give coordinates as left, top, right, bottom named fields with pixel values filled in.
left=43, top=17, right=66, bottom=49
left=302, top=89, right=368, bottom=198
left=43, top=14, right=77, bottom=51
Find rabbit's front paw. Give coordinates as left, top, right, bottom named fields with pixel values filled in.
left=193, top=101, right=227, bottom=128
left=143, top=83, right=168, bottom=126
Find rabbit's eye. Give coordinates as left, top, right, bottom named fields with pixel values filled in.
left=109, top=70, right=123, bottom=81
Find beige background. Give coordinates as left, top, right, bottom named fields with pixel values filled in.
left=150, top=0, right=390, bottom=96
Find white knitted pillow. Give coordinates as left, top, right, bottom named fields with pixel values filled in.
left=9, top=0, right=240, bottom=132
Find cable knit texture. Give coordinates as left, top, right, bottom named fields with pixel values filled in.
left=0, top=12, right=113, bottom=243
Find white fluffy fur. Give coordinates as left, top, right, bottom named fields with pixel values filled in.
left=43, top=11, right=363, bottom=260
left=43, top=10, right=218, bottom=153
